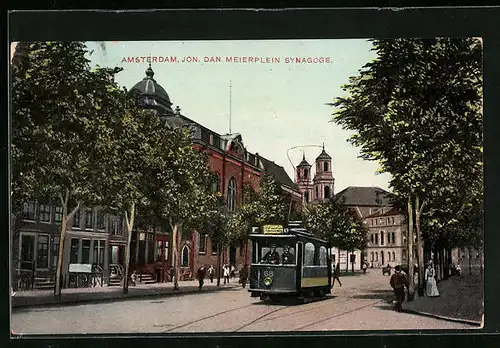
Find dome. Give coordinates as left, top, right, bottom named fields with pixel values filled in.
left=129, top=64, right=173, bottom=114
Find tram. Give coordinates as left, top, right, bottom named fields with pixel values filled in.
left=248, top=221, right=332, bottom=301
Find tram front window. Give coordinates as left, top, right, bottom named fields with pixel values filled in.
left=259, top=241, right=295, bottom=265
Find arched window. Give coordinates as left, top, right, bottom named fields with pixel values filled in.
left=304, top=242, right=315, bottom=266
left=324, top=162, right=328, bottom=171
left=381, top=251, right=384, bottom=264
left=198, top=234, right=206, bottom=253
left=392, top=252, right=396, bottom=262
left=181, top=245, right=189, bottom=266
left=324, top=186, right=331, bottom=199
left=380, top=231, right=384, bottom=245
left=297, top=170, right=301, bottom=179
left=388, top=252, right=391, bottom=261
left=304, top=168, right=308, bottom=178
left=375, top=252, right=378, bottom=262
left=227, top=177, right=237, bottom=212
left=370, top=234, right=374, bottom=244
left=370, top=252, right=374, bottom=262
left=319, top=246, right=327, bottom=266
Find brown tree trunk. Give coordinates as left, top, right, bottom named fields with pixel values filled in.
left=172, top=222, right=181, bottom=291
left=407, top=196, right=414, bottom=297
left=415, top=196, right=426, bottom=296
left=123, top=202, right=135, bottom=294
left=217, top=243, right=221, bottom=286
left=54, top=192, right=80, bottom=298
left=468, top=247, right=472, bottom=276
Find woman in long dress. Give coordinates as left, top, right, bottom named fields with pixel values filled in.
left=425, top=262, right=440, bottom=297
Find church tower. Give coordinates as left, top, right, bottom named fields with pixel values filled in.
left=295, top=153, right=313, bottom=204
left=313, top=145, right=334, bottom=203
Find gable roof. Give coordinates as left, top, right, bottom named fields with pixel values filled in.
left=259, top=156, right=299, bottom=192
left=334, top=186, right=393, bottom=207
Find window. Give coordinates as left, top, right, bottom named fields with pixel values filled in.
left=52, top=237, right=59, bottom=268
left=96, top=210, right=106, bottom=230
left=81, top=239, right=91, bottom=263
left=370, top=252, right=374, bottom=262
left=392, top=217, right=395, bottom=224
left=370, top=234, right=374, bottom=244
left=212, top=174, right=220, bottom=193
left=258, top=240, right=295, bottom=265
left=392, top=232, right=396, bottom=244
left=388, top=252, right=391, bottom=261
left=211, top=239, right=217, bottom=254
left=375, top=252, right=378, bottom=262
left=324, top=162, right=328, bottom=171
left=380, top=218, right=384, bottom=225
left=111, top=216, right=122, bottom=235
left=375, top=234, right=379, bottom=245
left=55, top=206, right=63, bottom=223
left=73, top=210, right=81, bottom=228
left=392, top=252, right=395, bottom=261
left=380, top=231, right=384, bottom=245
left=22, top=202, right=36, bottom=220
left=84, top=208, right=93, bottom=229
left=315, top=186, right=319, bottom=200
left=319, top=246, right=327, bottom=266
left=387, top=232, right=391, bottom=244
left=156, top=240, right=163, bottom=261
left=324, top=186, right=331, bottom=199
left=37, top=235, right=49, bottom=268
left=209, top=134, right=214, bottom=145
left=70, top=239, right=79, bottom=263
left=164, top=242, right=169, bottom=262
left=304, top=168, right=308, bottom=178
left=227, top=177, right=237, bottom=212
left=39, top=204, right=51, bottom=223
left=402, top=250, right=407, bottom=261
left=199, top=234, right=206, bottom=253
left=181, top=245, right=189, bottom=266
left=304, top=242, right=315, bottom=266
left=92, top=240, right=105, bottom=267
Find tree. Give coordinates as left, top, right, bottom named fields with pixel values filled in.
left=330, top=38, right=482, bottom=292
left=303, top=199, right=367, bottom=272
left=11, top=41, right=117, bottom=297
left=142, top=131, right=220, bottom=291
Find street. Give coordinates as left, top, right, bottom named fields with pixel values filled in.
left=11, top=270, right=476, bottom=334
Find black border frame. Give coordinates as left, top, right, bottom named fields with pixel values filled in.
left=5, top=6, right=500, bottom=348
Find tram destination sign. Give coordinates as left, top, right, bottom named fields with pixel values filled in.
left=263, top=225, right=284, bottom=235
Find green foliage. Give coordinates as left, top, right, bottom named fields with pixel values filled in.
left=330, top=38, right=483, bottom=247
left=11, top=41, right=118, bottom=210
left=303, top=200, right=367, bottom=251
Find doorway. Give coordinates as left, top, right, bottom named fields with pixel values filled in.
left=229, top=246, right=236, bottom=266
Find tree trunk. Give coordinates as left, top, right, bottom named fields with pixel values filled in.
left=468, top=247, right=472, bottom=276
left=245, top=238, right=249, bottom=266
left=217, top=243, right=221, bottom=286
left=351, top=252, right=355, bottom=273
left=172, top=222, right=181, bottom=291
left=407, top=196, right=414, bottom=297
left=54, top=192, right=79, bottom=299
left=123, top=202, right=135, bottom=294
left=415, top=196, right=425, bottom=296
left=479, top=246, right=483, bottom=275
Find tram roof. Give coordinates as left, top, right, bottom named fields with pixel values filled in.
left=249, top=229, right=327, bottom=244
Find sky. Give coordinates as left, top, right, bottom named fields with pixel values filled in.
left=85, top=39, right=392, bottom=193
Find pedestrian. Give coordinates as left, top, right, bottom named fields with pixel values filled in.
left=197, top=265, right=206, bottom=290
left=208, top=265, right=215, bottom=283
left=223, top=264, right=230, bottom=285
left=332, top=262, right=342, bottom=288
left=362, top=261, right=368, bottom=274
left=130, top=270, right=137, bottom=286
left=390, top=265, right=409, bottom=312
left=239, top=264, right=249, bottom=288
left=230, top=264, right=236, bottom=278
left=425, top=261, right=440, bottom=297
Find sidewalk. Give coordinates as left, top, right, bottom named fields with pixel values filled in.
left=404, top=272, right=483, bottom=326
left=11, top=278, right=240, bottom=309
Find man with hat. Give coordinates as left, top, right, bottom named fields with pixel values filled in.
left=390, top=265, right=409, bottom=312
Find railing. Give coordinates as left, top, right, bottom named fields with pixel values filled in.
left=15, top=269, right=34, bottom=291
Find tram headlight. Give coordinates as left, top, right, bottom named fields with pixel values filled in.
left=263, top=277, right=273, bottom=286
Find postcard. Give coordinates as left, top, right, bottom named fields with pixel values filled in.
left=10, top=38, right=484, bottom=335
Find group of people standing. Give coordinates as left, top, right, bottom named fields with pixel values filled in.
left=196, top=263, right=244, bottom=290
left=389, top=261, right=440, bottom=312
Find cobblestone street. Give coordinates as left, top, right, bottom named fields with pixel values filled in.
left=11, top=270, right=478, bottom=334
